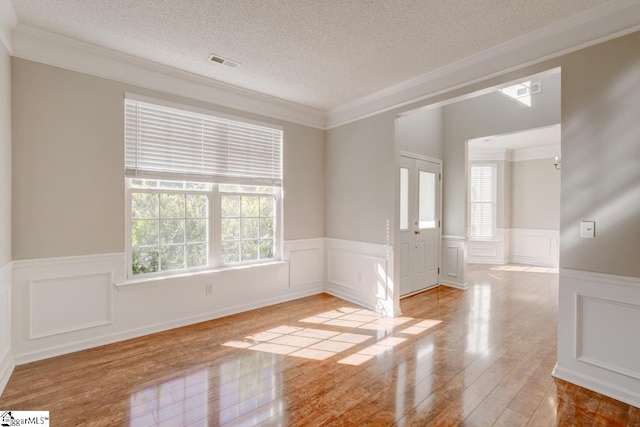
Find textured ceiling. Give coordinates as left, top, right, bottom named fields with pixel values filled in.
left=10, top=0, right=610, bottom=111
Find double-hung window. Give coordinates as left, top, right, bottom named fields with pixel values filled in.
left=125, top=96, right=283, bottom=278
left=469, top=163, right=496, bottom=240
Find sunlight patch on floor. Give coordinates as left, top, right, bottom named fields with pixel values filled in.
left=490, top=265, right=558, bottom=273
left=222, top=307, right=442, bottom=365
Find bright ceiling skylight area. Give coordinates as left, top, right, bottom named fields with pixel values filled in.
left=222, top=307, right=442, bottom=366
left=499, top=80, right=542, bottom=106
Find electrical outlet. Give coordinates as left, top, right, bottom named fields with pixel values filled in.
left=205, top=283, right=213, bottom=295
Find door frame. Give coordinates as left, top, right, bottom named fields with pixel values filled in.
left=399, top=151, right=443, bottom=298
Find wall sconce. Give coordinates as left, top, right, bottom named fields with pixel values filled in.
left=554, top=155, right=561, bottom=170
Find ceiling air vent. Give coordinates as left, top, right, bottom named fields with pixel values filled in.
left=208, top=53, right=239, bottom=69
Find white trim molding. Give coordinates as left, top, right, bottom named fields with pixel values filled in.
left=326, top=0, right=640, bottom=128
left=6, top=1, right=640, bottom=131
left=0, top=261, right=14, bottom=396
left=554, top=268, right=640, bottom=407
left=10, top=25, right=326, bottom=130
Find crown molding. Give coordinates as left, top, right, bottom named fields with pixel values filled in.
left=0, top=1, right=17, bottom=54
left=6, top=0, right=640, bottom=131
left=326, top=0, right=640, bottom=129
left=10, top=25, right=327, bottom=130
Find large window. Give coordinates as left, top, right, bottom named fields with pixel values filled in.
left=469, top=164, right=496, bottom=239
left=125, top=96, right=282, bottom=278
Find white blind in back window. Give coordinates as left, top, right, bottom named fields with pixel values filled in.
left=470, top=164, right=496, bottom=239
left=125, top=98, right=283, bottom=186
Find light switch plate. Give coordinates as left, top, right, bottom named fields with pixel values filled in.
left=581, top=221, right=595, bottom=238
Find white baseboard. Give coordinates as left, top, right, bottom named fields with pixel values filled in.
left=553, top=364, right=640, bottom=408
left=440, top=280, right=468, bottom=290
left=324, top=285, right=377, bottom=313
left=555, top=268, right=640, bottom=407
left=467, top=259, right=509, bottom=265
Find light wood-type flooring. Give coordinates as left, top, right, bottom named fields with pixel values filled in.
left=1, top=264, right=639, bottom=426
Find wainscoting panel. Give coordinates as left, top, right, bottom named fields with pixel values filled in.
left=466, top=229, right=509, bottom=265
left=577, top=296, right=640, bottom=380
left=325, top=238, right=396, bottom=316
left=440, top=236, right=467, bottom=289
left=284, top=239, right=324, bottom=287
left=511, top=228, right=559, bottom=267
left=554, top=268, right=640, bottom=407
left=0, top=262, right=14, bottom=396
left=31, top=273, right=112, bottom=339
left=467, top=229, right=559, bottom=267
left=11, top=246, right=323, bottom=364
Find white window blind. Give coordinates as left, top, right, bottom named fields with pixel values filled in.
left=470, top=164, right=496, bottom=239
left=125, top=98, right=283, bottom=186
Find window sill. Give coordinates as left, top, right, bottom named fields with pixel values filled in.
left=115, top=260, right=287, bottom=289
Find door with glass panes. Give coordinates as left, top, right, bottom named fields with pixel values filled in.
left=399, top=156, right=441, bottom=296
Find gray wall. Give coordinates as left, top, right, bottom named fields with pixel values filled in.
left=441, top=73, right=561, bottom=236
left=325, top=113, right=395, bottom=243
left=560, top=32, right=640, bottom=277
left=11, top=59, right=325, bottom=260
left=511, top=158, right=560, bottom=230
left=396, top=107, right=443, bottom=159
left=0, top=42, right=11, bottom=266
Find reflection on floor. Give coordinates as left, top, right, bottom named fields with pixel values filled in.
left=1, top=264, right=638, bottom=426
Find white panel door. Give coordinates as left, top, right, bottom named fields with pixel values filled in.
left=399, top=156, right=441, bottom=296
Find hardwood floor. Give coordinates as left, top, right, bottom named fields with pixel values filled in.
left=1, top=264, right=638, bottom=426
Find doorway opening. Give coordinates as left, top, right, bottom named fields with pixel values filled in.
left=394, top=67, right=561, bottom=296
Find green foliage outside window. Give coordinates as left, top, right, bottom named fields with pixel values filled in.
left=220, top=193, right=276, bottom=264
left=131, top=191, right=208, bottom=275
